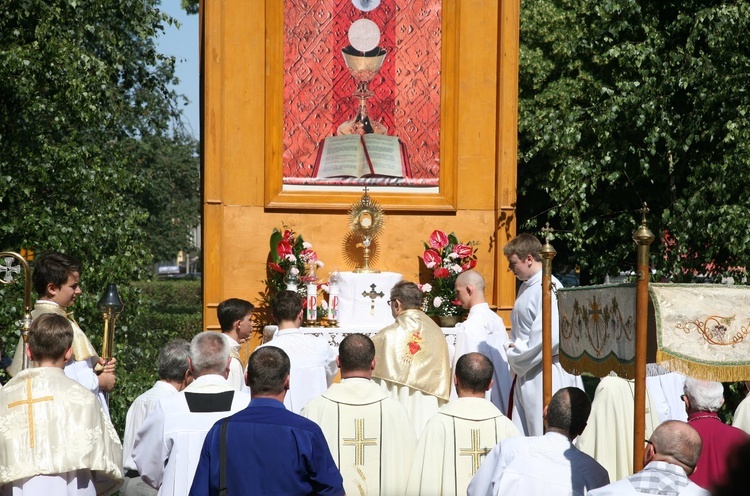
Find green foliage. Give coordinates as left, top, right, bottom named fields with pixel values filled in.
left=181, top=0, right=199, bottom=15
left=517, top=0, right=750, bottom=283
left=108, top=280, right=202, bottom=435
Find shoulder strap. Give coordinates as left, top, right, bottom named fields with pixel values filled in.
left=219, top=417, right=230, bottom=496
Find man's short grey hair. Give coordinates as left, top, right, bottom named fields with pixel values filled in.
left=190, top=331, right=230, bottom=376
left=684, top=377, right=724, bottom=412
left=158, top=339, right=191, bottom=382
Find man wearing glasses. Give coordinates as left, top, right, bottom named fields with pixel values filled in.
left=371, top=280, right=451, bottom=435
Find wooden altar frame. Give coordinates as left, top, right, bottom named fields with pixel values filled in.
left=264, top=0, right=459, bottom=212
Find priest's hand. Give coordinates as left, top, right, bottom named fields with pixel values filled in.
left=99, top=356, right=117, bottom=374
left=98, top=357, right=117, bottom=392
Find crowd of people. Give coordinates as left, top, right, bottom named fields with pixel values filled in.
left=1, top=239, right=749, bottom=495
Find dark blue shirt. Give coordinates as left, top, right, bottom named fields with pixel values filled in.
left=189, top=397, right=344, bottom=496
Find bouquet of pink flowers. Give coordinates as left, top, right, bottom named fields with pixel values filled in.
left=419, top=230, right=478, bottom=316
left=265, top=227, right=324, bottom=299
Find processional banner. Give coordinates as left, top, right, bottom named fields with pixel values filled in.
left=558, top=283, right=750, bottom=381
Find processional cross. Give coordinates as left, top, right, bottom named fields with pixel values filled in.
left=8, top=378, right=54, bottom=448
left=343, top=418, right=378, bottom=466
left=459, top=429, right=491, bottom=475
left=361, top=283, right=384, bottom=315
left=0, top=256, right=21, bottom=283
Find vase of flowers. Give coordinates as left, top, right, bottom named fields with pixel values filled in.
left=419, top=229, right=478, bottom=321
left=265, top=227, right=324, bottom=305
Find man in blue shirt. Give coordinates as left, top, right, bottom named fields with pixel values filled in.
left=189, top=345, right=344, bottom=496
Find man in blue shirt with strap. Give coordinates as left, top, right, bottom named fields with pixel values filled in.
left=189, top=345, right=344, bottom=495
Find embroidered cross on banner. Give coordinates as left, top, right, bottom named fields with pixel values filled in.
left=8, top=378, right=54, bottom=448
left=361, top=284, right=384, bottom=316
left=0, top=256, right=21, bottom=283
left=343, top=418, right=378, bottom=466
left=459, top=429, right=491, bottom=475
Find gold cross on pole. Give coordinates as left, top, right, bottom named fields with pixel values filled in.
left=361, top=284, right=385, bottom=316
left=542, top=222, right=554, bottom=244
left=8, top=378, right=54, bottom=448
left=459, top=429, right=491, bottom=475
left=343, top=418, right=378, bottom=466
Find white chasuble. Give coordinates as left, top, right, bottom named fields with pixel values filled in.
left=301, top=378, right=416, bottom=496
left=0, top=367, right=123, bottom=495
left=406, top=397, right=520, bottom=496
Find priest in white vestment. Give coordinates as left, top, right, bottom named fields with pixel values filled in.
left=121, top=339, right=190, bottom=496
left=301, top=333, right=415, bottom=496
left=133, top=332, right=251, bottom=495
left=468, top=387, right=609, bottom=496
left=0, top=313, right=123, bottom=496
left=217, top=298, right=254, bottom=393
left=589, top=420, right=709, bottom=496
left=9, top=252, right=116, bottom=414
left=576, top=375, right=662, bottom=482
left=452, top=270, right=512, bottom=414
left=256, top=291, right=338, bottom=413
left=371, top=281, right=452, bottom=435
left=406, top=353, right=520, bottom=496
left=502, top=234, right=583, bottom=436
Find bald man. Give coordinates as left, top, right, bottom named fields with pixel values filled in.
left=589, top=420, right=709, bottom=495
left=453, top=270, right=512, bottom=414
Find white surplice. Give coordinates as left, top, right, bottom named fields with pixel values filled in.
left=505, top=271, right=583, bottom=436
left=645, top=365, right=688, bottom=423
left=575, top=376, right=662, bottom=482
left=222, top=334, right=249, bottom=393
left=121, top=381, right=179, bottom=496
left=468, top=431, right=609, bottom=496
left=0, top=367, right=123, bottom=496
left=733, top=391, right=750, bottom=434
left=132, top=374, right=251, bottom=495
left=406, top=397, right=520, bottom=496
left=450, top=303, right=512, bottom=414
left=301, top=377, right=416, bottom=496
left=256, top=328, right=338, bottom=414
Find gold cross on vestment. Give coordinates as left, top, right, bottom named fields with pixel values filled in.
left=459, top=429, right=491, bottom=475
left=361, top=284, right=384, bottom=316
left=343, top=418, right=378, bottom=466
left=8, top=378, right=54, bottom=449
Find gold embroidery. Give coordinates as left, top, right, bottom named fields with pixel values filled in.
left=343, top=418, right=378, bottom=466
left=459, top=429, right=491, bottom=475
left=8, top=378, right=54, bottom=448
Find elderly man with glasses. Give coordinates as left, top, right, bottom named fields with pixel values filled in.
left=371, top=280, right=452, bottom=435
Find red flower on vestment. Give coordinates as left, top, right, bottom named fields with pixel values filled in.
left=408, top=331, right=423, bottom=355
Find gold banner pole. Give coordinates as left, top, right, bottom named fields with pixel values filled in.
left=632, top=204, right=654, bottom=472
left=540, top=224, right=557, bottom=410
left=0, top=252, right=33, bottom=370
left=97, top=284, right=124, bottom=361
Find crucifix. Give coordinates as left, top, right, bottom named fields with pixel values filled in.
left=343, top=418, right=378, bottom=466
left=8, top=378, right=54, bottom=449
left=459, top=429, right=491, bottom=475
left=361, top=283, right=384, bottom=315
left=0, top=256, right=21, bottom=283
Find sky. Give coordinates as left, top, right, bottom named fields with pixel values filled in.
left=155, top=2, right=200, bottom=138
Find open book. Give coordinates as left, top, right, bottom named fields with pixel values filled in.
left=313, top=134, right=411, bottom=179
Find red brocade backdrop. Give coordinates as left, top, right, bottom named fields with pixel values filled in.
left=282, top=0, right=442, bottom=185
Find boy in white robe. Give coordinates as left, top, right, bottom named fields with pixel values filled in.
left=217, top=298, right=254, bottom=392
left=406, top=353, right=520, bottom=496
left=302, top=333, right=415, bottom=496
left=0, top=313, right=123, bottom=495
left=502, top=234, right=583, bottom=436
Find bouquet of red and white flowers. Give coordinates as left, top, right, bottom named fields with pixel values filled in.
left=419, top=230, right=478, bottom=316
left=265, top=227, right=324, bottom=299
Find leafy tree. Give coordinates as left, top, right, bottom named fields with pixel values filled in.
left=0, top=0, right=199, bottom=397
left=517, top=0, right=750, bottom=283
left=182, top=0, right=199, bottom=15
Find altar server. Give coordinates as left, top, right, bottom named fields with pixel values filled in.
left=256, top=290, right=338, bottom=413
left=133, top=331, right=251, bottom=495
left=9, top=251, right=116, bottom=414
left=453, top=270, right=512, bottom=413
left=302, top=333, right=415, bottom=495
left=371, top=280, right=452, bottom=435
left=468, top=387, right=609, bottom=496
left=0, top=313, right=123, bottom=495
left=406, top=353, right=519, bottom=496
left=217, top=298, right=253, bottom=392
left=502, top=234, right=583, bottom=436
